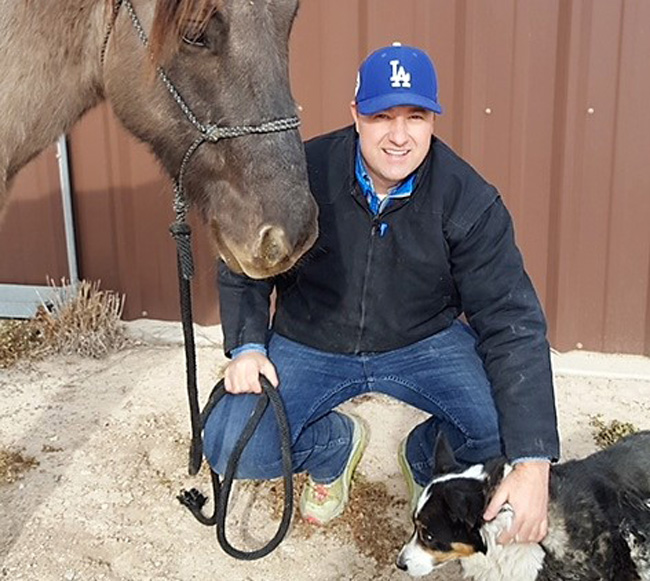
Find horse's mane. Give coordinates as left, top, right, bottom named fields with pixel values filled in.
left=107, top=0, right=219, bottom=63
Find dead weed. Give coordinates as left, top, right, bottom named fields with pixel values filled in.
left=0, top=279, right=127, bottom=368
left=0, top=319, right=44, bottom=368
left=589, top=414, right=639, bottom=449
left=0, top=447, right=39, bottom=484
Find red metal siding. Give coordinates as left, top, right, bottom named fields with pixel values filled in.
left=550, top=0, right=650, bottom=354
left=0, top=147, right=68, bottom=285
left=3, top=0, right=650, bottom=355
left=68, top=104, right=219, bottom=324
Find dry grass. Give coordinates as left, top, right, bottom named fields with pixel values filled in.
left=0, top=447, right=39, bottom=484
left=0, top=279, right=127, bottom=368
left=0, top=319, right=45, bottom=368
left=589, top=414, right=639, bottom=449
left=247, top=471, right=409, bottom=567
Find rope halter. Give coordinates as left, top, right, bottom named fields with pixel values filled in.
left=101, top=0, right=302, bottom=279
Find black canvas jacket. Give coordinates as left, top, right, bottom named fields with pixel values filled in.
left=218, top=125, right=560, bottom=461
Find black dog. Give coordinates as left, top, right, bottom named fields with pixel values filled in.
left=397, top=431, right=650, bottom=580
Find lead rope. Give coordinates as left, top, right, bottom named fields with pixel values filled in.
left=102, top=0, right=296, bottom=560
left=169, top=154, right=295, bottom=561
left=168, top=123, right=297, bottom=564
left=170, top=213, right=295, bottom=560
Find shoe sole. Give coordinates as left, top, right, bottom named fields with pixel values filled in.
left=301, top=414, right=369, bottom=525
left=398, top=438, right=423, bottom=513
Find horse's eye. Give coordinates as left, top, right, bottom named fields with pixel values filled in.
left=181, top=11, right=227, bottom=51
left=182, top=26, right=208, bottom=48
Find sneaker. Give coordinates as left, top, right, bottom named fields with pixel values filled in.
left=398, top=437, right=424, bottom=513
left=299, top=414, right=369, bottom=525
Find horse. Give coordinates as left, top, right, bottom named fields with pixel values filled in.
left=0, top=0, right=318, bottom=279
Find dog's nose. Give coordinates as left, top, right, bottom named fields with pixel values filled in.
left=395, top=556, right=408, bottom=571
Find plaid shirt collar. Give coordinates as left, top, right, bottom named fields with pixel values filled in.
left=355, top=143, right=417, bottom=216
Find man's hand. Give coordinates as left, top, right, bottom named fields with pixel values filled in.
left=224, top=351, right=279, bottom=394
left=483, top=460, right=550, bottom=544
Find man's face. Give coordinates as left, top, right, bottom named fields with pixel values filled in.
left=350, top=104, right=435, bottom=195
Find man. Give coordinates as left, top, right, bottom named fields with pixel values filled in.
left=204, top=43, right=559, bottom=544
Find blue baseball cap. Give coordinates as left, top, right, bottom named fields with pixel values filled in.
left=355, top=42, right=443, bottom=115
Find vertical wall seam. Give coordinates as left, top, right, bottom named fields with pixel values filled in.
left=452, top=0, right=467, bottom=152
left=601, top=0, right=626, bottom=349
left=545, top=0, right=572, bottom=348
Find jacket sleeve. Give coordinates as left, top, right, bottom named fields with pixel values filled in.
left=448, top=194, right=560, bottom=462
left=217, top=260, right=274, bottom=358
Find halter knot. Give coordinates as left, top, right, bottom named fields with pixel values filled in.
left=203, top=116, right=301, bottom=143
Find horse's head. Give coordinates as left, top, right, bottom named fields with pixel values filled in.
left=102, top=0, right=318, bottom=279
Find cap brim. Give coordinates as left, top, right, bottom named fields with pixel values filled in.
left=357, top=93, right=443, bottom=116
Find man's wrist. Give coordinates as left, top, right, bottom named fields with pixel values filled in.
left=230, top=343, right=267, bottom=359
left=511, top=456, right=552, bottom=466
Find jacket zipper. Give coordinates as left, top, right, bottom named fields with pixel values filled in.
left=354, top=216, right=380, bottom=352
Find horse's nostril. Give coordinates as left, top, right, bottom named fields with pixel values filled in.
left=256, top=225, right=290, bottom=267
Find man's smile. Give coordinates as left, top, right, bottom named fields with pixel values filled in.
left=383, top=148, right=410, bottom=157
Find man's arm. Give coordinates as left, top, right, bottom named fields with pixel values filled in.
left=218, top=260, right=277, bottom=393
left=449, top=195, right=559, bottom=461
left=218, top=260, right=274, bottom=356
left=448, top=194, right=559, bottom=543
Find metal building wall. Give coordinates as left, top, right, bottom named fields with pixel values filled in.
left=0, top=148, right=67, bottom=285
left=290, top=0, right=650, bottom=355
left=66, top=105, right=219, bottom=324
left=1, top=0, right=649, bottom=354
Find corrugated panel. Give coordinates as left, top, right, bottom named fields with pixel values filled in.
left=0, top=147, right=68, bottom=284
left=550, top=0, right=650, bottom=354
left=68, top=104, right=219, bottom=324
left=293, top=0, right=650, bottom=355
left=3, top=0, right=649, bottom=355
left=605, top=0, right=650, bottom=354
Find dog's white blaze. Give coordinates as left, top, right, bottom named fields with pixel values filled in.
left=415, top=483, right=433, bottom=514
left=415, top=464, right=488, bottom=514
left=397, top=533, right=437, bottom=577
left=431, top=463, right=487, bottom=485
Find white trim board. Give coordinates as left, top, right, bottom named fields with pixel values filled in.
left=0, top=135, right=78, bottom=319
left=0, top=284, right=62, bottom=318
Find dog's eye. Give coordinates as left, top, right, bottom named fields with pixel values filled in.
left=421, top=531, right=435, bottom=544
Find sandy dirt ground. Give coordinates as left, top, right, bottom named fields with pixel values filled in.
left=1, top=322, right=650, bottom=581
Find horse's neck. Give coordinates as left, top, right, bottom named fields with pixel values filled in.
left=0, top=0, right=106, bottom=187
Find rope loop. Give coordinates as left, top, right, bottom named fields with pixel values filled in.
left=178, top=376, right=294, bottom=561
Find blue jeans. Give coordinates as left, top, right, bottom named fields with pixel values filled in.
left=203, top=320, right=501, bottom=486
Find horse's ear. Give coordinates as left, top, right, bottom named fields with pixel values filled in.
left=433, top=431, right=460, bottom=476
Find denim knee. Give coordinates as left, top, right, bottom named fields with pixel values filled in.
left=203, top=395, right=283, bottom=479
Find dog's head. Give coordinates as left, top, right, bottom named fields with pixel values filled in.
left=396, top=433, right=506, bottom=577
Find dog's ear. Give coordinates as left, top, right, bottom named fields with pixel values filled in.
left=443, top=485, right=485, bottom=529
left=433, top=431, right=460, bottom=476
left=484, top=458, right=508, bottom=493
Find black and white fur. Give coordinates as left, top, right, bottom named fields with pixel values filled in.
left=397, top=431, right=650, bottom=580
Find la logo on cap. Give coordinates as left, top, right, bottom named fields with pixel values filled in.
left=388, top=42, right=411, bottom=88
left=389, top=59, right=411, bottom=88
